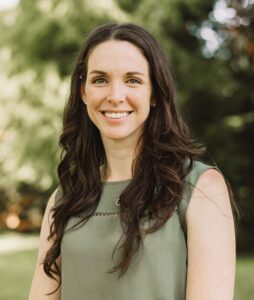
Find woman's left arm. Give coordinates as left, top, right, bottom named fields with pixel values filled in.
left=186, top=169, right=236, bottom=300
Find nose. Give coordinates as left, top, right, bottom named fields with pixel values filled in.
left=106, top=82, right=126, bottom=104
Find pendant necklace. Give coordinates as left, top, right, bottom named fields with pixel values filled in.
left=91, top=197, right=120, bottom=217
left=116, top=198, right=120, bottom=206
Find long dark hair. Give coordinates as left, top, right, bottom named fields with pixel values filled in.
left=43, top=23, right=207, bottom=294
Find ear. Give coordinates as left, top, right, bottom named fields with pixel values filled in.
left=150, top=96, right=156, bottom=107
left=80, top=83, right=87, bottom=104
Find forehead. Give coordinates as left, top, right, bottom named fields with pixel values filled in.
left=87, top=40, right=149, bottom=74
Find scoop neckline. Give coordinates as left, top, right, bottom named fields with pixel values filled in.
left=101, top=178, right=132, bottom=185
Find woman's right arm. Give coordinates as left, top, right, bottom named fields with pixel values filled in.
left=28, top=189, right=61, bottom=300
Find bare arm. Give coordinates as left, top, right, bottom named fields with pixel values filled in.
left=186, top=169, right=236, bottom=300
left=29, top=190, right=61, bottom=300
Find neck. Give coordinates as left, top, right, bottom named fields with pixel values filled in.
left=101, top=137, right=141, bottom=182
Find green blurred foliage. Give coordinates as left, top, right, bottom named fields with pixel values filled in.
left=6, top=0, right=118, bottom=76
left=0, top=0, right=253, bottom=251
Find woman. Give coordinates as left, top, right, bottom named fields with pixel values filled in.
left=29, top=23, right=236, bottom=299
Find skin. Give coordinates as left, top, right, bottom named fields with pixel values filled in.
left=29, top=40, right=235, bottom=299
left=28, top=190, right=61, bottom=299
left=81, top=40, right=153, bottom=181
left=186, top=169, right=236, bottom=299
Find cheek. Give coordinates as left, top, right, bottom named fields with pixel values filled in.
left=86, top=106, right=100, bottom=127
left=85, top=85, right=107, bottom=100
left=130, top=88, right=152, bottom=107
left=85, top=93, right=102, bottom=109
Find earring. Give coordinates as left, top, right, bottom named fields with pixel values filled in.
left=151, top=103, right=157, bottom=107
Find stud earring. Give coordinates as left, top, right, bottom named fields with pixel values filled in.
left=151, top=103, right=157, bottom=107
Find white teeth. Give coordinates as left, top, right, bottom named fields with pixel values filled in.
left=104, top=112, right=130, bottom=119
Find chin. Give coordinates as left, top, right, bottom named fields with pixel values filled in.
left=101, top=129, right=137, bottom=141
left=104, top=134, right=130, bottom=141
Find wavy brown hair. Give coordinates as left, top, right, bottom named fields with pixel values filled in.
left=43, top=23, right=207, bottom=294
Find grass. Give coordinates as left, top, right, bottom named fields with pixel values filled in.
left=0, top=246, right=253, bottom=299
left=235, top=256, right=254, bottom=300
left=0, top=249, right=37, bottom=300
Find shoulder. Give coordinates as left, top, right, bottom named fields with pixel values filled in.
left=179, top=160, right=227, bottom=235
left=186, top=166, right=235, bottom=244
left=183, top=159, right=218, bottom=183
left=53, top=185, right=63, bottom=206
left=186, top=167, right=231, bottom=218
left=195, top=167, right=226, bottom=187
left=43, top=188, right=59, bottom=227
left=192, top=167, right=228, bottom=197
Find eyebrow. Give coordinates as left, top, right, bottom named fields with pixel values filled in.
left=88, top=70, right=145, bottom=76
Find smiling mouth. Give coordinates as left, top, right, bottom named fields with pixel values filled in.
left=101, top=111, right=133, bottom=119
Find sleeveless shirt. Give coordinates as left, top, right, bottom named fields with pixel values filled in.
left=56, top=160, right=219, bottom=300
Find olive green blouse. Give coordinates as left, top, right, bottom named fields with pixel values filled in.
left=57, top=160, right=218, bottom=300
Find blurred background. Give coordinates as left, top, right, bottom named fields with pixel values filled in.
left=0, top=0, right=253, bottom=299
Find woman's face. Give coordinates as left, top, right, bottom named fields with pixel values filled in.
left=81, top=40, right=153, bottom=144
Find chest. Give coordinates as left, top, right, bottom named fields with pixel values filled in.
left=61, top=211, right=186, bottom=268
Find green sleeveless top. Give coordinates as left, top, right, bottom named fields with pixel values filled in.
left=57, top=160, right=219, bottom=300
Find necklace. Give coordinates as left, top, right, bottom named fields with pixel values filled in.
left=116, top=197, right=120, bottom=206
left=91, top=197, right=120, bottom=217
